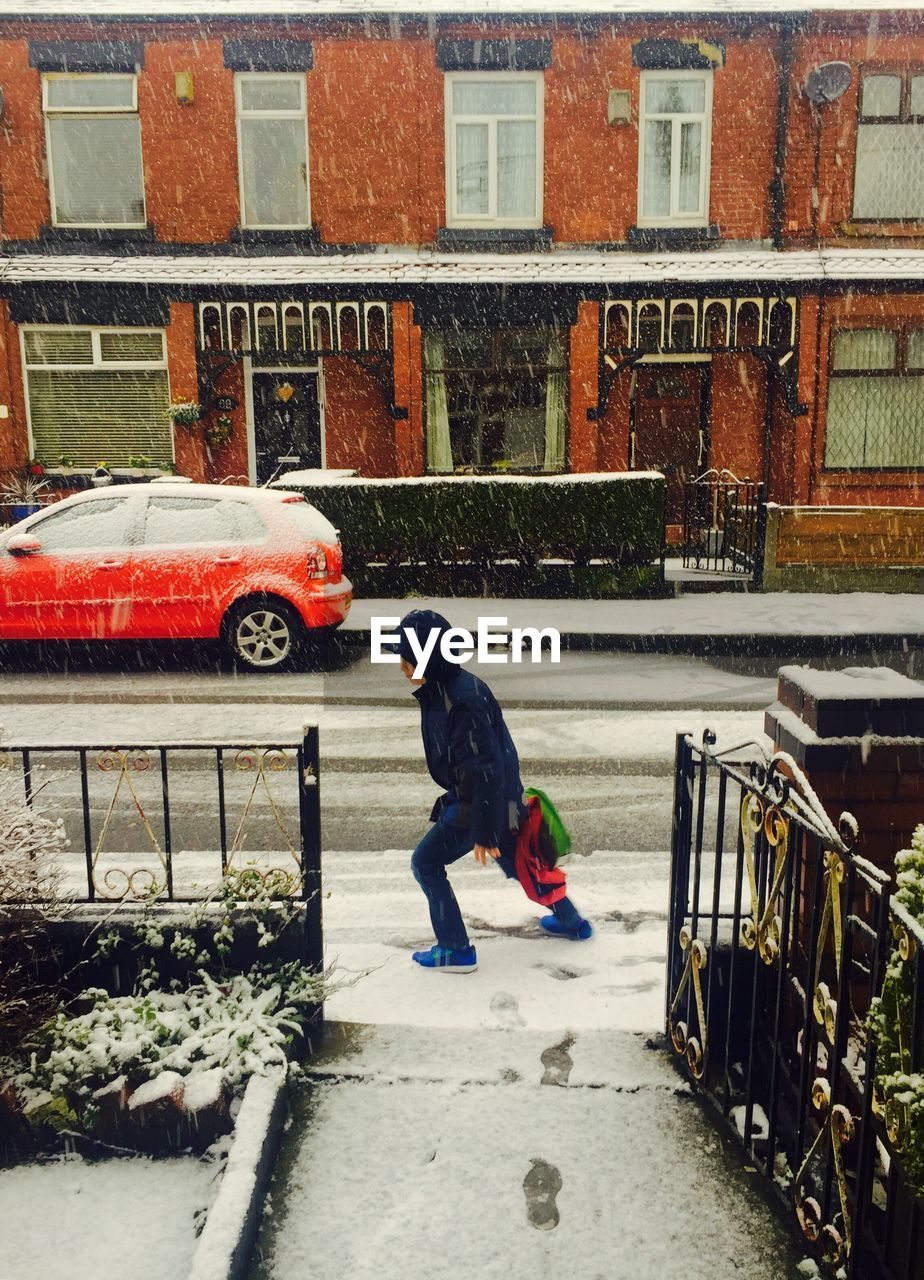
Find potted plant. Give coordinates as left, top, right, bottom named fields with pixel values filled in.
left=205, top=415, right=233, bottom=449
left=168, top=400, right=201, bottom=427
left=2, top=472, right=48, bottom=520
left=127, top=454, right=154, bottom=478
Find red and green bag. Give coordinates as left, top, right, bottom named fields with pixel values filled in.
left=523, top=787, right=572, bottom=870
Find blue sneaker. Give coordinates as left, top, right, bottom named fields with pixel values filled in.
left=412, top=944, right=478, bottom=973
left=539, top=916, right=593, bottom=941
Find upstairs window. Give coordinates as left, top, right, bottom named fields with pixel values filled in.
left=445, top=74, right=543, bottom=227
left=825, top=326, right=924, bottom=468
left=235, top=73, right=310, bottom=229
left=638, top=71, right=712, bottom=226
left=853, top=70, right=924, bottom=219
left=43, top=74, right=145, bottom=227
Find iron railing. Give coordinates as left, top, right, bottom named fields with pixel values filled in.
left=0, top=730, right=322, bottom=971
left=681, top=470, right=766, bottom=578
left=668, top=731, right=923, bottom=1279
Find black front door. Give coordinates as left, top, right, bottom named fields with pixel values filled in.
left=251, top=371, right=322, bottom=483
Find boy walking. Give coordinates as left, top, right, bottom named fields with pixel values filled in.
left=394, top=609, right=592, bottom=973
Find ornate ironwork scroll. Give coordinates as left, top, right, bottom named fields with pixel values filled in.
left=669, top=927, right=709, bottom=1080
left=794, top=1077, right=855, bottom=1267
left=740, top=792, right=791, bottom=964
left=812, top=850, right=846, bottom=1044
left=91, top=749, right=166, bottom=900
left=228, top=748, right=301, bottom=895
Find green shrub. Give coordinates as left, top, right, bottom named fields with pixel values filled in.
left=276, top=473, right=665, bottom=597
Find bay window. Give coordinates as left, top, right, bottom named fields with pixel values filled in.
left=425, top=328, right=565, bottom=472
left=23, top=328, right=172, bottom=469
left=825, top=326, right=924, bottom=468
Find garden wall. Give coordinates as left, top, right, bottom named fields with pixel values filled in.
left=762, top=504, right=924, bottom=593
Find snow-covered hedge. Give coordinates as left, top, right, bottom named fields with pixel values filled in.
left=275, top=472, right=665, bottom=570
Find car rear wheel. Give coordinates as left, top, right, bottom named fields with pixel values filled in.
left=225, top=598, right=304, bottom=672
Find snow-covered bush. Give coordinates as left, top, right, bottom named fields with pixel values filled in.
left=16, top=964, right=324, bottom=1111
left=0, top=775, right=68, bottom=1054
left=869, top=823, right=924, bottom=1193
left=11, top=865, right=362, bottom=1135
left=895, top=822, right=924, bottom=920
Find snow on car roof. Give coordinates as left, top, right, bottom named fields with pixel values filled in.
left=0, top=1, right=917, bottom=17
left=4, top=247, right=924, bottom=286
left=66, top=482, right=299, bottom=503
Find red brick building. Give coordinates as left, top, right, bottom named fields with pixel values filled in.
left=0, top=0, right=921, bottom=519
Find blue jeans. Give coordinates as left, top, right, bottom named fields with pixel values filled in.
left=410, top=814, right=583, bottom=951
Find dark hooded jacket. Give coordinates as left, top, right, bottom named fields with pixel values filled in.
left=397, top=609, right=526, bottom=848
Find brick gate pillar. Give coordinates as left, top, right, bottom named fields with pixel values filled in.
left=764, top=666, right=924, bottom=877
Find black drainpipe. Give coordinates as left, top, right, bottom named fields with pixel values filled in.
left=770, top=20, right=796, bottom=249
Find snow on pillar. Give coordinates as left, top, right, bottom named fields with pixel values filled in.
left=764, top=666, right=924, bottom=877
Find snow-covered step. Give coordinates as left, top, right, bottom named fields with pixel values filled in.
left=258, top=1025, right=804, bottom=1280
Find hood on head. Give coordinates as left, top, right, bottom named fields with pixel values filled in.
left=396, top=609, right=456, bottom=685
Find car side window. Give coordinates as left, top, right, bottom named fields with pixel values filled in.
left=142, top=497, right=238, bottom=546
left=24, top=498, right=134, bottom=553
left=228, top=502, right=268, bottom=543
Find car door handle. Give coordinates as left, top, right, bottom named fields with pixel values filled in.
left=98, top=559, right=126, bottom=570
left=213, top=554, right=241, bottom=565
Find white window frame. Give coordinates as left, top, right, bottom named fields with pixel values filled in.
left=852, top=67, right=924, bottom=220
left=235, top=72, right=311, bottom=231
left=21, top=325, right=172, bottom=466
left=636, top=69, right=712, bottom=228
left=444, top=71, right=544, bottom=229
left=42, top=73, right=146, bottom=230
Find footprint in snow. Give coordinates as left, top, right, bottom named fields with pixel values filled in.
left=523, top=1158, right=563, bottom=1231
left=490, top=991, right=525, bottom=1028
left=534, top=961, right=589, bottom=982
left=540, top=1035, right=575, bottom=1087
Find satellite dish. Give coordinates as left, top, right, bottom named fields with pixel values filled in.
left=803, top=62, right=852, bottom=105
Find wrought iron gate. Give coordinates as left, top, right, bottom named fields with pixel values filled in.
left=668, top=731, right=924, bottom=1279
left=681, top=469, right=766, bottom=578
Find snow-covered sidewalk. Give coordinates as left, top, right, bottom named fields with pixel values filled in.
left=343, top=592, right=924, bottom=639
left=249, top=846, right=805, bottom=1280
left=256, top=1025, right=803, bottom=1280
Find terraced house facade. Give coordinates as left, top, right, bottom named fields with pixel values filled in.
left=0, top=0, right=922, bottom=524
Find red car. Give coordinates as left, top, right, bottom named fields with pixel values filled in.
left=0, top=481, right=352, bottom=671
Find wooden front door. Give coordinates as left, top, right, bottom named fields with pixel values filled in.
left=631, top=366, right=706, bottom=524
left=251, top=371, right=322, bottom=483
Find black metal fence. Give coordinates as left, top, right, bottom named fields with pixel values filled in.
left=668, top=731, right=924, bottom=1280
left=681, top=471, right=766, bottom=578
left=1, top=730, right=323, bottom=971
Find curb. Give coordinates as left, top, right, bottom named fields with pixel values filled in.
left=340, top=628, right=924, bottom=657
left=187, top=1066, right=288, bottom=1280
